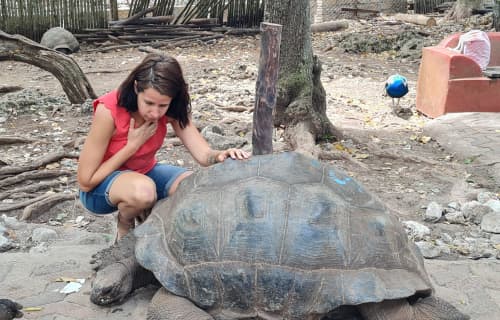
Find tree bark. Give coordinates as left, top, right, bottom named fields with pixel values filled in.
left=0, top=31, right=96, bottom=104
left=447, top=0, right=481, bottom=21
left=265, top=0, right=341, bottom=156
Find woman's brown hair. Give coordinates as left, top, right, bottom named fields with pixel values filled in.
left=117, top=53, right=191, bottom=128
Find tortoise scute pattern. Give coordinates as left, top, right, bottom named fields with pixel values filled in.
left=135, top=152, right=432, bottom=318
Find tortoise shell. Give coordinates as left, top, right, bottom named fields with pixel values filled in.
left=135, top=152, right=431, bottom=318
left=40, top=27, right=79, bottom=53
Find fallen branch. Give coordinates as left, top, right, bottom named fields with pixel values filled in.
left=365, top=142, right=441, bottom=165
left=311, top=20, right=349, bottom=33
left=20, top=192, right=77, bottom=220
left=0, top=151, right=77, bottom=176
left=0, top=180, right=69, bottom=200
left=5, top=192, right=40, bottom=199
left=0, top=85, right=23, bottom=94
left=0, top=169, right=72, bottom=188
left=318, top=150, right=370, bottom=170
left=393, top=13, right=437, bottom=27
left=0, top=135, right=38, bottom=145
left=82, top=34, right=213, bottom=53
left=0, top=194, right=50, bottom=212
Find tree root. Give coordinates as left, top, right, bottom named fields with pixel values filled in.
left=0, top=169, right=72, bottom=188
left=0, top=180, right=69, bottom=200
left=0, top=135, right=38, bottom=145
left=0, top=194, right=52, bottom=212
left=318, top=150, right=370, bottom=170
left=20, top=192, right=77, bottom=221
left=364, top=142, right=441, bottom=166
left=0, top=151, right=77, bottom=176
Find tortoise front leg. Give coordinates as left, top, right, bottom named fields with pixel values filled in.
left=147, top=288, right=214, bottom=320
left=357, top=297, right=469, bottom=320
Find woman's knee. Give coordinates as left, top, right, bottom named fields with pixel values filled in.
left=110, top=173, right=157, bottom=209
left=130, top=179, right=157, bottom=208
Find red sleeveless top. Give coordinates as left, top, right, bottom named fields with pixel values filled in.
left=93, top=90, right=167, bottom=174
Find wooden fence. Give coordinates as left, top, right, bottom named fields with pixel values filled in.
left=0, top=0, right=107, bottom=41
left=414, top=0, right=455, bottom=14
left=127, top=0, right=265, bottom=27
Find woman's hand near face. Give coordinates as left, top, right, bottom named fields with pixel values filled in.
left=126, top=118, right=158, bottom=150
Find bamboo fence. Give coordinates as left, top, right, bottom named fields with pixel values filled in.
left=0, top=0, right=107, bottom=41
left=127, top=0, right=265, bottom=27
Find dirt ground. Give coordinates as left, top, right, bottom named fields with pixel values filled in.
left=1, top=12, right=500, bottom=320
left=0, top=15, right=498, bottom=265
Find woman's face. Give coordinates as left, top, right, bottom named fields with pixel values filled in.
left=136, top=87, right=172, bottom=122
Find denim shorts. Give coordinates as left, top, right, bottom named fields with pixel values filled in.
left=79, top=163, right=187, bottom=214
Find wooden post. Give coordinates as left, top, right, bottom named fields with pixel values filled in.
left=252, top=22, right=282, bottom=156
left=110, top=0, right=119, bottom=21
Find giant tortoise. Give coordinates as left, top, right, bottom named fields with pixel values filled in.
left=40, top=27, right=79, bottom=54
left=90, top=152, right=469, bottom=320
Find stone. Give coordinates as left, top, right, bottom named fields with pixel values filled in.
left=480, top=212, right=500, bottom=234
left=424, top=201, right=443, bottom=222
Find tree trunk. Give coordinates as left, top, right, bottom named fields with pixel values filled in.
left=0, top=31, right=96, bottom=104
left=265, top=0, right=341, bottom=156
left=447, top=0, right=481, bottom=21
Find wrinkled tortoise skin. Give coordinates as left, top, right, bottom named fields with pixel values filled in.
left=135, top=152, right=432, bottom=319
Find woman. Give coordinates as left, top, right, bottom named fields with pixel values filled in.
left=77, top=53, right=250, bottom=240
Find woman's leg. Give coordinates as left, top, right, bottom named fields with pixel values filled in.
left=167, top=171, right=192, bottom=196
left=107, top=171, right=157, bottom=239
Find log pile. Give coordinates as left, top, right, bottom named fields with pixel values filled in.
left=75, top=7, right=234, bottom=52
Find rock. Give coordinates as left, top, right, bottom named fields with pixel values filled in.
left=31, top=228, right=58, bottom=242
left=0, top=214, right=23, bottom=230
left=447, top=201, right=461, bottom=211
left=440, top=232, right=454, bottom=244
left=444, top=211, right=466, bottom=224
left=462, top=201, right=493, bottom=224
left=484, top=199, right=500, bottom=212
left=402, top=220, right=430, bottom=240
left=415, top=241, right=441, bottom=258
left=477, top=191, right=497, bottom=203
left=480, top=212, right=500, bottom=234
left=434, top=239, right=451, bottom=254
left=424, top=201, right=443, bottom=222
left=490, top=234, right=500, bottom=245
left=0, top=234, right=13, bottom=252
left=201, top=124, right=248, bottom=150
